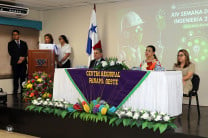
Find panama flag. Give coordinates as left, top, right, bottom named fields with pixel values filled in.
left=86, top=5, right=102, bottom=64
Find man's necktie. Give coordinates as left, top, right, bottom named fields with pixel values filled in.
left=17, top=41, right=20, bottom=48
left=94, top=61, right=97, bottom=66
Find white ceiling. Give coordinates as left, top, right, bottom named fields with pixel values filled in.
left=0, top=0, right=128, bottom=11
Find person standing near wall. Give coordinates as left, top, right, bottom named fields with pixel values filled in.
left=8, top=30, right=28, bottom=98
left=57, top=35, right=71, bottom=68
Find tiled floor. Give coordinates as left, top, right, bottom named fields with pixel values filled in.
left=0, top=130, right=37, bottom=138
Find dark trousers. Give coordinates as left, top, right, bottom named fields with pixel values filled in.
left=12, top=63, right=27, bottom=95
left=57, top=60, right=71, bottom=68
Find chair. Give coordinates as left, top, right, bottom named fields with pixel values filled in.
left=183, top=74, right=200, bottom=119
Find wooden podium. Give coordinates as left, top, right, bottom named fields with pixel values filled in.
left=28, top=50, right=55, bottom=78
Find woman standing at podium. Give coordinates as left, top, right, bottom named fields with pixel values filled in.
left=57, top=35, right=71, bottom=68
left=44, top=33, right=54, bottom=44
left=44, top=33, right=59, bottom=67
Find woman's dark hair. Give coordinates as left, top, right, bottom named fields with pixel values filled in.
left=44, top=33, right=54, bottom=44
left=12, top=30, right=20, bottom=35
left=175, top=49, right=191, bottom=68
left=147, top=45, right=157, bottom=59
left=59, top=35, right=69, bottom=44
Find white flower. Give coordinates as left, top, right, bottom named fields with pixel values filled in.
left=32, top=100, right=38, bottom=105
left=133, top=112, right=140, bottom=120
left=122, top=107, right=128, bottom=111
left=37, top=97, right=42, bottom=101
left=141, top=112, right=149, bottom=120
left=163, top=115, right=170, bottom=122
left=110, top=60, right=115, bottom=66
left=43, top=101, right=48, bottom=106
left=126, top=111, right=133, bottom=117
left=37, top=102, right=42, bottom=106
left=160, top=112, right=166, bottom=116
left=64, top=104, right=68, bottom=109
left=22, top=81, right=26, bottom=87
left=116, top=61, right=122, bottom=64
left=101, top=61, right=108, bottom=67
left=117, top=111, right=125, bottom=118
left=150, top=111, right=156, bottom=118
left=141, top=62, right=148, bottom=70
left=54, top=102, right=59, bottom=107
left=58, top=103, right=64, bottom=108
left=46, top=98, right=50, bottom=101
left=120, top=111, right=125, bottom=115
left=48, top=101, right=53, bottom=106
left=38, top=100, right=43, bottom=105
left=59, top=99, right=65, bottom=102
left=115, top=110, right=120, bottom=114
left=155, top=115, right=162, bottom=121
left=140, top=109, right=145, bottom=113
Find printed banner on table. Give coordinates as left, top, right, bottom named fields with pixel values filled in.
left=65, top=69, right=150, bottom=108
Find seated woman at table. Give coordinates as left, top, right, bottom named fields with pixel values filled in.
left=140, top=45, right=161, bottom=70
left=173, top=49, right=195, bottom=95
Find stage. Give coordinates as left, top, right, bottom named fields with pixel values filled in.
left=0, top=94, right=207, bottom=138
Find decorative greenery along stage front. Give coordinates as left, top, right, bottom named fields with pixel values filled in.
left=25, top=98, right=177, bottom=134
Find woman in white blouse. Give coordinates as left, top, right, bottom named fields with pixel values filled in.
left=57, top=35, right=71, bottom=68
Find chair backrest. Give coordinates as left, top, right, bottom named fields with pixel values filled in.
left=191, top=74, right=200, bottom=92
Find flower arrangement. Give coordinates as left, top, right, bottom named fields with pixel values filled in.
left=22, top=72, right=53, bottom=102
left=115, top=108, right=171, bottom=122
left=94, top=57, right=129, bottom=71
left=67, top=98, right=117, bottom=116
left=32, top=98, right=69, bottom=109
left=109, top=108, right=175, bottom=133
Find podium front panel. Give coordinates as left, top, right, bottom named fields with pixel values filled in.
left=28, top=50, right=55, bottom=78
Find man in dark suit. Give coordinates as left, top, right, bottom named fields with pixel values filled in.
left=8, top=30, right=28, bottom=96
left=89, top=48, right=105, bottom=69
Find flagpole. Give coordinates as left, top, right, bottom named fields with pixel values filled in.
left=94, top=3, right=96, bottom=12
left=90, top=3, right=96, bottom=63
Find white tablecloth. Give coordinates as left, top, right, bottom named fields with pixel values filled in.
left=53, top=69, right=183, bottom=116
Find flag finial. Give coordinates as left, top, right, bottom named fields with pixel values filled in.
left=94, top=3, right=96, bottom=12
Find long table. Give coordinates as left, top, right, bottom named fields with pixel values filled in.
left=53, top=69, right=183, bottom=117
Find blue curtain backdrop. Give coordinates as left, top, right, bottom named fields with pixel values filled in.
left=0, top=16, right=42, bottom=30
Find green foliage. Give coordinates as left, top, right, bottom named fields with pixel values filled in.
left=61, top=111, right=68, bottom=119
left=130, top=120, right=137, bottom=128
left=109, top=117, right=117, bottom=126
left=159, top=123, right=168, bottom=134
left=142, top=121, right=148, bottom=129
left=89, top=101, right=94, bottom=111
left=115, top=118, right=123, bottom=126
left=153, top=123, right=160, bottom=132
left=25, top=105, right=36, bottom=111
left=96, top=97, right=101, bottom=103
